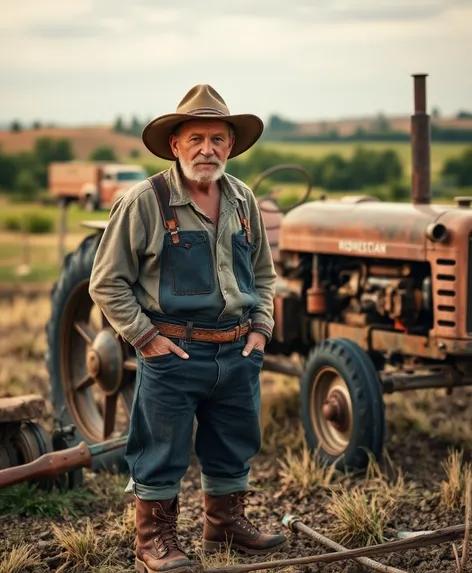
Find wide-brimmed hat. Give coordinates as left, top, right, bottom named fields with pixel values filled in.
left=142, top=84, right=264, bottom=161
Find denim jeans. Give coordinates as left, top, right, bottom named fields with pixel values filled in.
left=124, top=334, right=263, bottom=500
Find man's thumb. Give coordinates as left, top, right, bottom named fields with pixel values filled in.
left=242, top=344, right=253, bottom=357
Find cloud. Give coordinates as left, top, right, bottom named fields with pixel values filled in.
left=1, top=0, right=471, bottom=123
left=16, top=0, right=472, bottom=42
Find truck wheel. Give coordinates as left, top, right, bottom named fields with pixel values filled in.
left=299, top=337, right=385, bottom=471
left=45, top=233, right=136, bottom=473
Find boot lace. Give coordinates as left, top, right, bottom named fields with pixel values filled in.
left=231, top=492, right=259, bottom=535
left=152, top=505, right=184, bottom=554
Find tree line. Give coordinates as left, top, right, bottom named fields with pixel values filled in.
left=0, top=136, right=471, bottom=200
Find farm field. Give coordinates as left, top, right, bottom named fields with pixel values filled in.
left=1, top=292, right=472, bottom=572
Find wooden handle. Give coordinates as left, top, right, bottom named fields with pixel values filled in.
left=0, top=441, right=93, bottom=489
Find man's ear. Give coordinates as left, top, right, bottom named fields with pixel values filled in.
left=169, top=135, right=179, bottom=158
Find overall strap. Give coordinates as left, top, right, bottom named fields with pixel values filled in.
left=148, top=174, right=180, bottom=244
left=236, top=201, right=251, bottom=244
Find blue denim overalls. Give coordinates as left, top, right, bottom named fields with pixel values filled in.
left=125, top=173, right=265, bottom=500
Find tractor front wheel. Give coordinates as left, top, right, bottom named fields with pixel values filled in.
left=299, top=337, right=385, bottom=471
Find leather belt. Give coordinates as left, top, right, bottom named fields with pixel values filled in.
left=152, top=321, right=250, bottom=343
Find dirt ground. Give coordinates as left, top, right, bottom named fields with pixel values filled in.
left=1, top=291, right=472, bottom=573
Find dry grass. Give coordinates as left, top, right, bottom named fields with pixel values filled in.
left=325, top=453, right=407, bottom=547
left=327, top=487, right=391, bottom=546
left=52, top=518, right=119, bottom=572
left=277, top=444, right=341, bottom=497
left=195, top=544, right=295, bottom=573
left=385, top=389, right=472, bottom=449
left=105, top=503, right=135, bottom=546
left=441, top=449, right=472, bottom=509
left=362, top=452, right=408, bottom=506
left=0, top=543, right=41, bottom=573
left=0, top=292, right=51, bottom=331
left=195, top=543, right=242, bottom=569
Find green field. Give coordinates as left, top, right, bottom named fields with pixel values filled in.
left=259, top=141, right=470, bottom=179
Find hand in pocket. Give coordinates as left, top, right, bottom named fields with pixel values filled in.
left=140, top=335, right=189, bottom=360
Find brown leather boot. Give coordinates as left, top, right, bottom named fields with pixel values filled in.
left=202, top=491, right=288, bottom=555
left=135, top=496, right=202, bottom=573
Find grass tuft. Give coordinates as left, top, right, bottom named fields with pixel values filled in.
left=327, top=487, right=391, bottom=546
left=52, top=518, right=118, bottom=572
left=0, top=543, right=41, bottom=573
left=441, top=449, right=472, bottom=509
left=277, top=444, right=340, bottom=497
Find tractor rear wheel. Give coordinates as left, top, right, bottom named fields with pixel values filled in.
left=45, top=232, right=136, bottom=473
left=299, top=337, right=385, bottom=471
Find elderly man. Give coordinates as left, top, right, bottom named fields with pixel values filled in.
left=89, top=84, right=288, bottom=573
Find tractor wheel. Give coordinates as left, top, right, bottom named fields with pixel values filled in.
left=45, top=232, right=136, bottom=473
left=299, top=337, right=385, bottom=471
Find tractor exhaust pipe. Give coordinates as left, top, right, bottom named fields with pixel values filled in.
left=411, top=74, right=431, bottom=205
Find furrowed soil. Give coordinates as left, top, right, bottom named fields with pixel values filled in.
left=1, top=291, right=472, bottom=573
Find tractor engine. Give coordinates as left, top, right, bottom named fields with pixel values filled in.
left=319, top=257, right=432, bottom=333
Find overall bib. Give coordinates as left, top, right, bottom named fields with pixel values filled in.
left=125, top=174, right=264, bottom=500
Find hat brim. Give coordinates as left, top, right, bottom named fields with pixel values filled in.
left=141, top=113, right=264, bottom=161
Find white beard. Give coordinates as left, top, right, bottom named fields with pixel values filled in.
left=179, top=156, right=227, bottom=184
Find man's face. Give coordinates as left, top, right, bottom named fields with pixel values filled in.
left=169, top=119, right=235, bottom=184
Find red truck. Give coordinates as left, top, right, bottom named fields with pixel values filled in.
left=48, top=161, right=148, bottom=210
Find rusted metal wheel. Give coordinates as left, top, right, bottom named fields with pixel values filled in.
left=11, top=421, right=55, bottom=490
left=299, top=337, right=385, bottom=471
left=46, top=233, right=134, bottom=473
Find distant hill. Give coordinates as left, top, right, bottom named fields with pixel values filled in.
left=293, top=115, right=472, bottom=137
left=264, top=113, right=472, bottom=142
left=0, top=126, right=152, bottom=160
left=1, top=113, right=472, bottom=159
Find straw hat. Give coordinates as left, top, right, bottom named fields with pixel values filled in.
left=142, top=84, right=264, bottom=161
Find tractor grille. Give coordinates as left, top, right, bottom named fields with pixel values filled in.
left=468, top=234, right=472, bottom=333
left=436, top=258, right=456, bottom=328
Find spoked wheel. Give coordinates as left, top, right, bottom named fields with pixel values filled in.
left=46, top=233, right=136, bottom=472
left=60, top=279, right=136, bottom=443
left=300, top=337, right=385, bottom=471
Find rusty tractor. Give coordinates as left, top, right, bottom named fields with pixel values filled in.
left=37, top=72, right=472, bottom=476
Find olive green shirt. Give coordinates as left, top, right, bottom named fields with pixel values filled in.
left=88, top=162, right=277, bottom=349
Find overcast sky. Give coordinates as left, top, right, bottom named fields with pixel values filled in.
left=1, top=0, right=471, bottom=126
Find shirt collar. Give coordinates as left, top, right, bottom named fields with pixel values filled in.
left=165, top=161, right=246, bottom=207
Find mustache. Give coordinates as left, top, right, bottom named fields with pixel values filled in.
left=192, top=156, right=222, bottom=166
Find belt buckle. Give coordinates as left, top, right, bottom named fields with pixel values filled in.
left=234, top=325, right=241, bottom=341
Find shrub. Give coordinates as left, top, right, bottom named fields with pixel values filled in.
left=2, top=212, right=55, bottom=234
left=3, top=215, right=22, bottom=231
left=23, top=212, right=55, bottom=233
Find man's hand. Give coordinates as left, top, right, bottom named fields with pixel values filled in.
left=140, top=334, right=189, bottom=359
left=242, top=332, right=266, bottom=357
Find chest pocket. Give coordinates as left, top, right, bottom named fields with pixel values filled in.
left=232, top=230, right=257, bottom=294
left=164, top=230, right=214, bottom=295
